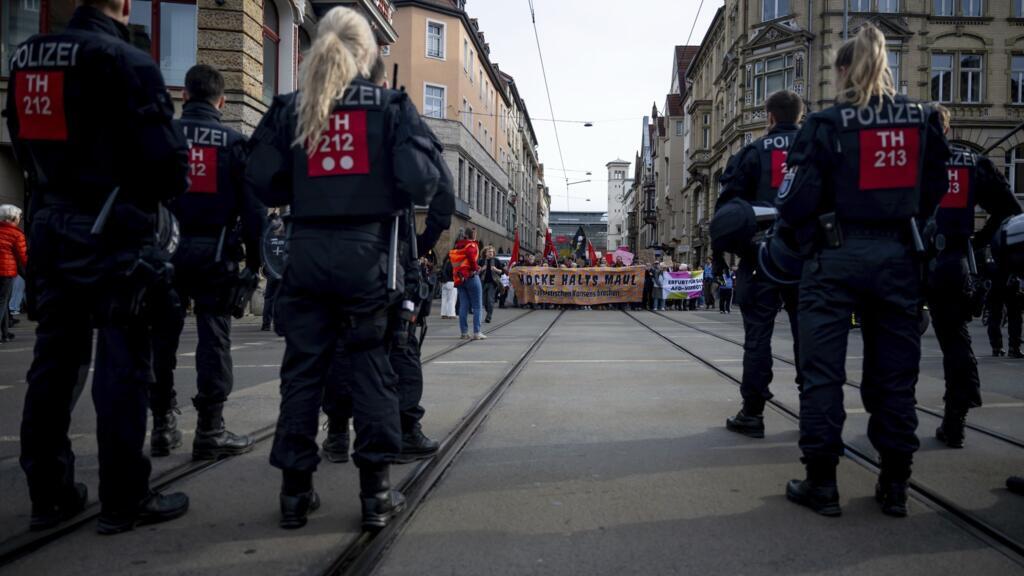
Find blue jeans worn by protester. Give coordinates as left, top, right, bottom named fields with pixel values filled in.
left=458, top=275, right=483, bottom=335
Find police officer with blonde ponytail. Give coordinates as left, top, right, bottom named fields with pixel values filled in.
left=246, top=7, right=446, bottom=530
left=776, top=24, right=950, bottom=518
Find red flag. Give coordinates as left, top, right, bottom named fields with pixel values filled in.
left=605, top=253, right=614, bottom=266
left=543, top=229, right=557, bottom=264
left=587, top=241, right=598, bottom=266
left=509, top=229, right=520, bottom=269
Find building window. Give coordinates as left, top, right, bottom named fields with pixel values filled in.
left=458, top=158, right=466, bottom=201
left=753, top=54, right=794, bottom=104
left=934, top=0, right=953, bottom=15
left=888, top=49, right=900, bottom=85
left=962, top=0, right=982, bottom=16
left=1, top=0, right=42, bottom=77
left=297, top=27, right=312, bottom=68
left=1017, top=0, right=1024, bottom=17
left=426, top=20, right=445, bottom=59
left=702, top=127, right=710, bottom=148
left=262, top=0, right=280, bottom=106
left=762, top=0, right=789, bottom=21
left=463, top=39, right=469, bottom=71
left=879, top=0, right=899, bottom=11
left=469, top=50, right=474, bottom=81
left=849, top=0, right=870, bottom=11
left=424, top=84, right=446, bottom=118
left=960, top=54, right=982, bottom=103
left=931, top=53, right=953, bottom=102
left=121, top=1, right=198, bottom=87
left=1012, top=56, right=1024, bottom=105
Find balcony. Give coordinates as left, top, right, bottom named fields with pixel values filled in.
left=643, top=210, right=658, bottom=224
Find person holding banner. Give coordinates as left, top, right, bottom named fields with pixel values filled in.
left=716, top=90, right=805, bottom=440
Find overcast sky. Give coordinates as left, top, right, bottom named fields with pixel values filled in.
left=467, top=0, right=721, bottom=214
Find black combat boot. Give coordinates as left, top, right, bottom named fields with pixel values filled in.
left=726, top=404, right=765, bottom=439
left=875, top=453, right=911, bottom=518
left=30, top=482, right=88, bottom=531
left=993, top=347, right=1006, bottom=357
left=279, top=470, right=319, bottom=529
left=396, top=426, right=440, bottom=463
left=935, top=405, right=967, bottom=449
left=151, top=408, right=182, bottom=457
left=360, top=466, right=406, bottom=531
left=1009, top=347, right=1023, bottom=359
left=192, top=406, right=255, bottom=460
left=786, top=459, right=840, bottom=517
left=322, top=417, right=350, bottom=464
left=97, top=491, right=189, bottom=535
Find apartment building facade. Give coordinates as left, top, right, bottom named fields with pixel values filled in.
left=384, top=0, right=545, bottom=256
left=671, top=0, right=1024, bottom=266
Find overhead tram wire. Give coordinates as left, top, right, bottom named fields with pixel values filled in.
left=527, top=0, right=571, bottom=205
left=684, top=0, right=707, bottom=48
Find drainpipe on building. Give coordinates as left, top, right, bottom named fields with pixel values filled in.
left=843, top=1, right=849, bottom=40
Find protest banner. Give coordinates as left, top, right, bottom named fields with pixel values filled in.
left=664, top=270, right=704, bottom=300
left=511, top=266, right=646, bottom=305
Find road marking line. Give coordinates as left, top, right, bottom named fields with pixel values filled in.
left=433, top=361, right=510, bottom=365
left=534, top=359, right=692, bottom=364
left=977, top=402, right=1024, bottom=409
left=0, top=347, right=32, bottom=353
left=0, top=386, right=12, bottom=391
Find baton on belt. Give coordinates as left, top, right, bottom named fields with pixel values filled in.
left=387, top=214, right=400, bottom=292
left=214, top=226, right=227, bottom=264
left=91, top=187, right=121, bottom=235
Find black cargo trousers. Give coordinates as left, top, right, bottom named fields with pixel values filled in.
left=323, top=319, right=425, bottom=435
left=734, top=260, right=801, bottom=414
left=150, top=237, right=235, bottom=415
left=926, top=248, right=982, bottom=412
left=21, top=209, right=154, bottom=514
left=269, top=226, right=402, bottom=472
left=797, top=234, right=921, bottom=467
left=987, top=272, right=1023, bottom=352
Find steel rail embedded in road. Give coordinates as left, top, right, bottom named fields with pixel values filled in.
left=325, top=310, right=565, bottom=576
left=0, top=309, right=537, bottom=568
left=651, top=310, right=1024, bottom=452
left=626, top=310, right=1024, bottom=565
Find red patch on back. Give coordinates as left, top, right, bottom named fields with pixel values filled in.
left=187, top=145, right=218, bottom=193
left=859, top=128, right=919, bottom=190
left=771, top=149, right=789, bottom=189
left=307, top=111, right=370, bottom=177
left=14, top=71, right=67, bottom=141
left=940, top=167, right=970, bottom=209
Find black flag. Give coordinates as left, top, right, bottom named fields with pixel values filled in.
left=572, top=225, right=589, bottom=261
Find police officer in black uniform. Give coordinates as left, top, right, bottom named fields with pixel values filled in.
left=246, top=7, right=445, bottom=530
left=986, top=246, right=1024, bottom=358
left=929, top=105, right=1022, bottom=448
left=321, top=154, right=455, bottom=465
left=5, top=0, right=190, bottom=533
left=717, top=90, right=804, bottom=439
left=149, top=64, right=265, bottom=460
left=776, top=24, right=950, bottom=518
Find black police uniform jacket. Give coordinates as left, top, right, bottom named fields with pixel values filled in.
left=718, top=122, right=800, bottom=209
left=174, top=100, right=264, bottom=271
left=4, top=6, right=188, bottom=282
left=936, top=144, right=1022, bottom=247
left=776, top=94, right=950, bottom=251
left=245, top=78, right=446, bottom=314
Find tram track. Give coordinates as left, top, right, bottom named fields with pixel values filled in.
left=324, top=310, right=563, bottom=576
left=651, top=310, right=1024, bottom=451
left=0, top=309, right=536, bottom=569
left=626, top=310, right=1024, bottom=564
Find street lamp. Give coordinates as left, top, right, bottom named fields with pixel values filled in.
left=567, top=179, right=591, bottom=210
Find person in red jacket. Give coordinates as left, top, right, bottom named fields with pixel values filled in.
left=0, top=204, right=27, bottom=343
left=454, top=228, right=484, bottom=339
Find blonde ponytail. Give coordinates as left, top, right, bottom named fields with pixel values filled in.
left=294, top=7, right=378, bottom=153
left=835, top=23, right=896, bottom=108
